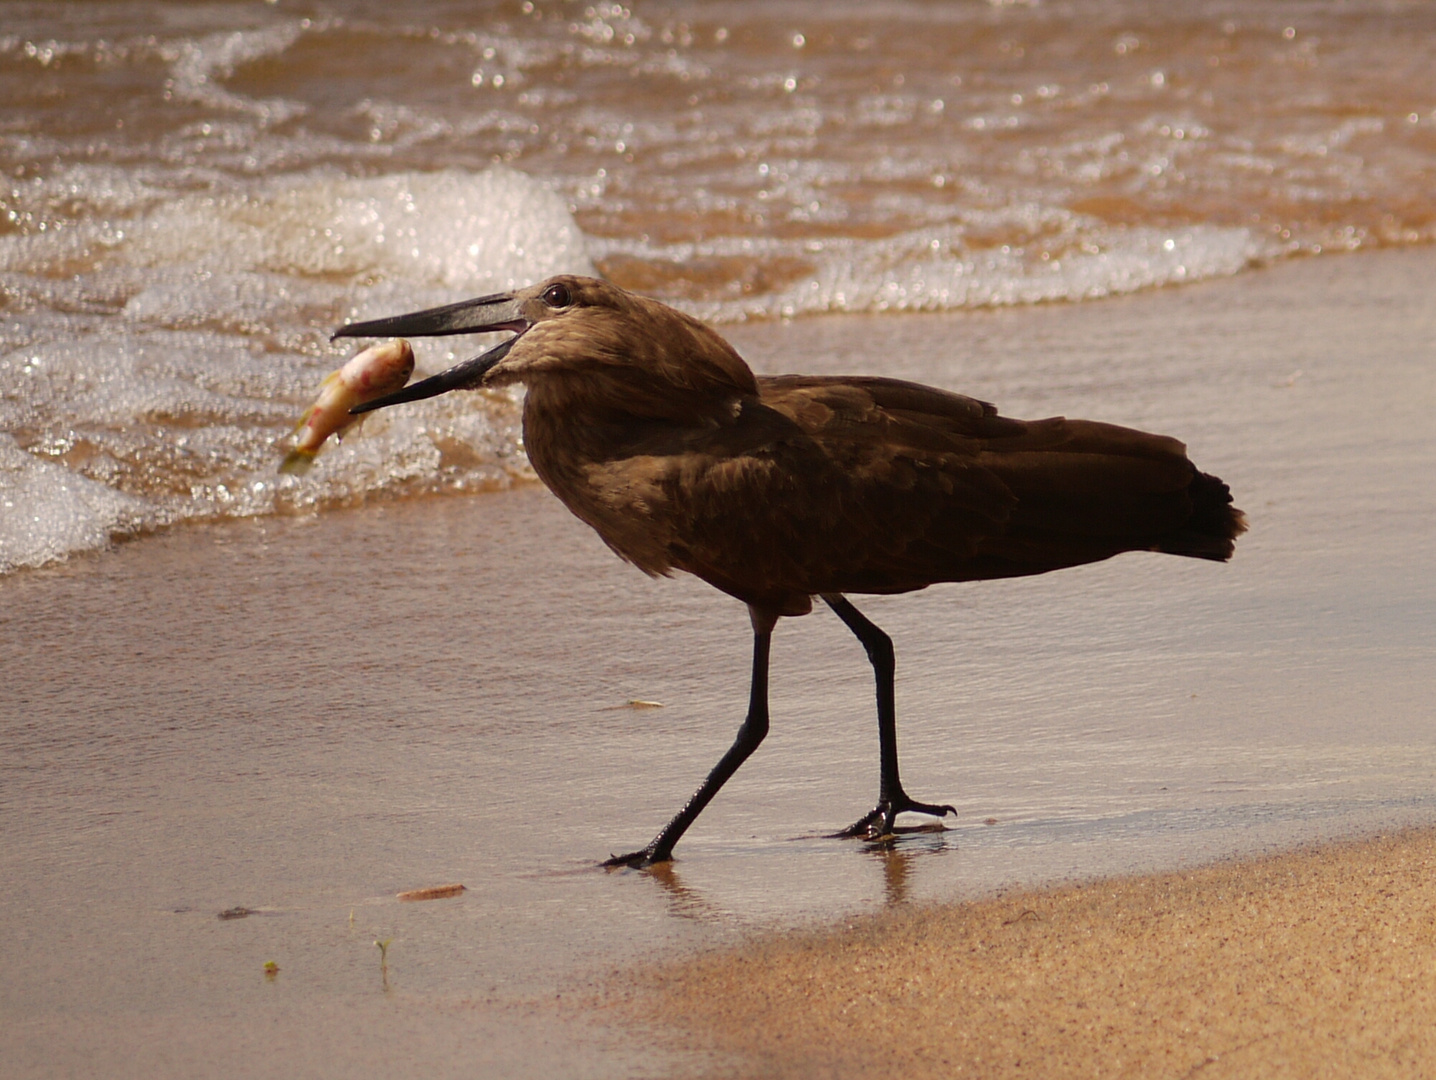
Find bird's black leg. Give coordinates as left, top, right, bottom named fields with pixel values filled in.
left=603, top=607, right=777, bottom=868
left=821, top=593, right=955, bottom=839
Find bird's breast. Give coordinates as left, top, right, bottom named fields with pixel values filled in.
left=521, top=399, right=689, bottom=577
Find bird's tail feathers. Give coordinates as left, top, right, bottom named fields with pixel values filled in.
left=1152, top=471, right=1247, bottom=561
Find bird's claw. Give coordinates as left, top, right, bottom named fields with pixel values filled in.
left=832, top=796, right=956, bottom=840
left=601, top=846, right=670, bottom=869
left=833, top=807, right=884, bottom=839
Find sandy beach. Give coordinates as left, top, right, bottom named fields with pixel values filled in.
left=3, top=246, right=1434, bottom=1077
left=617, top=826, right=1436, bottom=1079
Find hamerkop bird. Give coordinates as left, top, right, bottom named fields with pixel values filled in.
left=340, top=275, right=1245, bottom=867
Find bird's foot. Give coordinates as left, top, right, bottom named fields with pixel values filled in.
left=601, top=845, right=671, bottom=869
left=832, top=796, right=956, bottom=840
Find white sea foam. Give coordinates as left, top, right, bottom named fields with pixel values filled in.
left=760, top=222, right=1267, bottom=318
left=0, top=435, right=147, bottom=574
left=161, top=22, right=309, bottom=125
left=3, top=165, right=592, bottom=286
left=1, top=167, right=590, bottom=573
left=598, top=218, right=1269, bottom=323
left=0, top=167, right=584, bottom=295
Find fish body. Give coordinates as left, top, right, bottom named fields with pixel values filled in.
left=279, top=338, right=414, bottom=475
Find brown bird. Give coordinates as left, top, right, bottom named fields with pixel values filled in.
left=339, top=275, right=1245, bottom=867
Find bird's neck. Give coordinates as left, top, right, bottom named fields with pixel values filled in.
left=524, top=368, right=746, bottom=445
left=519, top=373, right=743, bottom=577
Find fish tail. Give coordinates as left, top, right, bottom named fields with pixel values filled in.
left=278, top=448, right=317, bottom=475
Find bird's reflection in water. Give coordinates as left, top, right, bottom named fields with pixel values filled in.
left=865, top=824, right=956, bottom=907
left=624, top=826, right=958, bottom=920
left=639, top=859, right=727, bottom=923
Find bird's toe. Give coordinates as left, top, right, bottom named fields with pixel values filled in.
left=831, top=806, right=885, bottom=839
left=904, top=798, right=957, bottom=821
left=601, top=846, right=671, bottom=869
left=834, top=796, right=955, bottom=841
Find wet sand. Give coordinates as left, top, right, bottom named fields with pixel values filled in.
left=3, top=248, right=1434, bottom=1077
left=618, top=826, right=1436, bottom=1079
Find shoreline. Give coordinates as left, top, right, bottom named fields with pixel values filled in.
left=614, top=825, right=1436, bottom=1078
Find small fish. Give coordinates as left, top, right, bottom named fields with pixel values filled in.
left=279, top=338, right=415, bottom=475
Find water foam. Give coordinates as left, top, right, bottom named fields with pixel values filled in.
left=161, top=22, right=309, bottom=125
left=0, top=434, right=147, bottom=574
left=759, top=222, right=1267, bottom=319
left=4, top=165, right=591, bottom=284
left=598, top=217, right=1268, bottom=323
left=2, top=167, right=591, bottom=573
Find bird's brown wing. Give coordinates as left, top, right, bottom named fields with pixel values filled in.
left=653, top=374, right=1235, bottom=612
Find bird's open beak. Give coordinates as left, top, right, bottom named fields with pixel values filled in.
left=333, top=292, right=529, bottom=414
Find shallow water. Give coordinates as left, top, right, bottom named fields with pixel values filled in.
left=2, top=250, right=1433, bottom=1077
left=5, top=0, right=1436, bottom=569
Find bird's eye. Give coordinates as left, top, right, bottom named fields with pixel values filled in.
left=542, top=283, right=572, bottom=308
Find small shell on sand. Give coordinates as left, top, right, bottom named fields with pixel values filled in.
left=397, top=883, right=467, bottom=902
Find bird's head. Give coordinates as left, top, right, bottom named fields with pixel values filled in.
left=337, top=275, right=757, bottom=417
